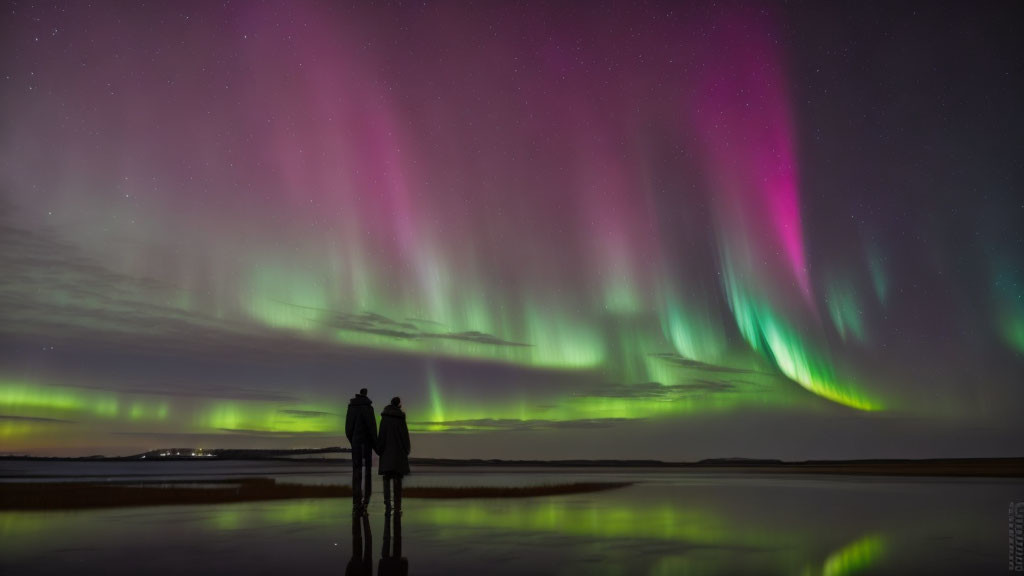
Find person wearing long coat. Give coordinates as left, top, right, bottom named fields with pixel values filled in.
left=376, top=396, right=411, bottom=514
left=345, top=388, right=378, bottom=514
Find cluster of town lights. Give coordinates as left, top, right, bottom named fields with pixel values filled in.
left=154, top=448, right=215, bottom=458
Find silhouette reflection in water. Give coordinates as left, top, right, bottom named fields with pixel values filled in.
left=345, top=514, right=372, bottom=576
left=379, top=510, right=409, bottom=576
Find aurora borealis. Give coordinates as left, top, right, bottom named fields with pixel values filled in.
left=0, top=1, right=1021, bottom=458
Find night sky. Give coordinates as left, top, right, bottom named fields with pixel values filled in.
left=1, top=1, right=1021, bottom=459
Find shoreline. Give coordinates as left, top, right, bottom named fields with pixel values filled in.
left=2, top=456, right=1022, bottom=477
left=0, top=478, right=633, bottom=510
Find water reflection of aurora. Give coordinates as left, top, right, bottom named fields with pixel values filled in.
left=0, top=498, right=885, bottom=576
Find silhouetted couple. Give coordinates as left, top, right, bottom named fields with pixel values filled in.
left=345, top=388, right=411, bottom=517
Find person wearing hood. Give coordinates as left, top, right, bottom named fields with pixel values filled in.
left=346, top=388, right=378, bottom=515
left=376, top=396, right=411, bottom=515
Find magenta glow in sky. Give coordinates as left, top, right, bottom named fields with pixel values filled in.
left=693, top=12, right=811, bottom=304
left=0, top=1, right=1021, bottom=458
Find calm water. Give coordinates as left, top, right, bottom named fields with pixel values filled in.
left=0, top=461, right=1020, bottom=575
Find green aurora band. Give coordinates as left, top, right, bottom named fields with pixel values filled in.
left=826, top=280, right=867, bottom=344
left=21, top=2, right=1024, bottom=457
left=721, top=255, right=883, bottom=412
left=992, top=260, right=1024, bottom=355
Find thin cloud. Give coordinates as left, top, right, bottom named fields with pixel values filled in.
left=0, top=414, right=76, bottom=423
left=648, top=353, right=758, bottom=375
left=277, top=409, right=335, bottom=418
left=411, top=417, right=639, bottom=433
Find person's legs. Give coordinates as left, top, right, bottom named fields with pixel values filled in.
left=394, top=474, right=402, bottom=514
left=361, top=442, right=373, bottom=505
left=351, top=442, right=364, bottom=511
left=383, top=472, right=393, bottom=513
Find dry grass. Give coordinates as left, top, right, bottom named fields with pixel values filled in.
left=0, top=479, right=632, bottom=510
left=403, top=482, right=632, bottom=499
left=0, top=478, right=346, bottom=510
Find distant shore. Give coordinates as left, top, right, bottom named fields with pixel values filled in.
left=2, top=454, right=1022, bottom=477
left=0, top=478, right=633, bottom=510
left=409, top=457, right=1024, bottom=477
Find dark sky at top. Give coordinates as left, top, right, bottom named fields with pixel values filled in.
left=1, top=1, right=1021, bottom=458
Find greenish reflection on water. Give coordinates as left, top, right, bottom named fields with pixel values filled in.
left=0, top=472, right=1012, bottom=575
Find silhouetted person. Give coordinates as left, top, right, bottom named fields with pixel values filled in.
left=345, top=513, right=372, bottom=576
left=379, top=508, right=408, bottom=576
left=346, top=387, right=377, bottom=515
left=376, top=396, right=411, bottom=515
